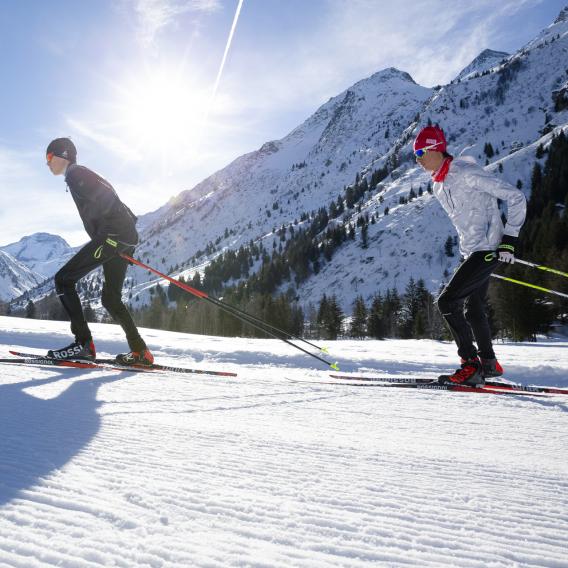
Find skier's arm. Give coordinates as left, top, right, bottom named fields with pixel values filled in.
left=470, top=170, right=527, bottom=237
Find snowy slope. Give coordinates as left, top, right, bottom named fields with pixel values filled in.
left=0, top=251, right=45, bottom=302
left=0, top=316, right=567, bottom=567
left=135, top=68, right=432, bottom=274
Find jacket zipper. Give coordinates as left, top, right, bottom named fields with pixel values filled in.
left=444, top=184, right=456, bottom=210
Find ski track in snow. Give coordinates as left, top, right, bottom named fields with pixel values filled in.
left=0, top=317, right=567, bottom=567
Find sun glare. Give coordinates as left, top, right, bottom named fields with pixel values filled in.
left=115, top=68, right=210, bottom=167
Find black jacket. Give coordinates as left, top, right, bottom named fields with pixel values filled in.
left=65, top=164, right=138, bottom=244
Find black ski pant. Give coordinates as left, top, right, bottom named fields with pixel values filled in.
left=54, top=240, right=146, bottom=351
left=435, top=251, right=498, bottom=361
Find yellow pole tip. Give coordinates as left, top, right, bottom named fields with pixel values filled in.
left=330, top=362, right=339, bottom=371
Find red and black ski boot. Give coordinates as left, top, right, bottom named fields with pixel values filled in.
left=438, top=357, right=484, bottom=386
left=115, top=349, right=154, bottom=367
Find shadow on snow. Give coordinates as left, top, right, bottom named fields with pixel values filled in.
left=0, top=369, right=130, bottom=508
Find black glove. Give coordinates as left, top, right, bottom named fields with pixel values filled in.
left=93, top=236, right=119, bottom=260
left=497, top=234, right=517, bottom=264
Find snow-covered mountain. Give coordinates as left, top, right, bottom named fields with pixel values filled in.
left=0, top=251, right=45, bottom=302
left=10, top=7, right=568, bottom=313
left=1, top=233, right=74, bottom=279
left=454, top=48, right=509, bottom=82
left=126, top=7, right=568, bottom=311
left=0, top=233, right=76, bottom=302
left=136, top=67, right=432, bottom=271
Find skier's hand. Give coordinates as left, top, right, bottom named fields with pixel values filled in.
left=497, top=235, right=517, bottom=264
left=93, top=237, right=119, bottom=260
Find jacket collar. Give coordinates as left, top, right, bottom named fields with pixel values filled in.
left=432, top=156, right=453, bottom=182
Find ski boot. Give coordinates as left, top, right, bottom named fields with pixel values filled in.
left=438, top=357, right=484, bottom=386
left=115, top=349, right=154, bottom=367
left=48, top=339, right=96, bottom=361
left=480, top=358, right=504, bottom=378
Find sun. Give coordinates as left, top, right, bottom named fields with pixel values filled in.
left=113, top=66, right=210, bottom=166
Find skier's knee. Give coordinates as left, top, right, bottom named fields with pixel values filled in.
left=436, top=292, right=454, bottom=315
left=464, top=305, right=483, bottom=325
left=54, top=270, right=75, bottom=295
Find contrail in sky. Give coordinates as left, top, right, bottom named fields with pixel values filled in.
left=201, top=0, right=244, bottom=129
left=212, top=0, right=244, bottom=103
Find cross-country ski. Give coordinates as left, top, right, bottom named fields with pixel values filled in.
left=6, top=350, right=238, bottom=377
left=329, top=373, right=568, bottom=395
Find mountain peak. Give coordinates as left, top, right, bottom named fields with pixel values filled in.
left=554, top=5, right=568, bottom=24
left=0, top=232, right=74, bottom=283
left=366, top=67, right=416, bottom=85
left=454, top=48, right=509, bottom=81
left=5, top=232, right=70, bottom=248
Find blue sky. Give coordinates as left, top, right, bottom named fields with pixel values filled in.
left=0, top=0, right=565, bottom=247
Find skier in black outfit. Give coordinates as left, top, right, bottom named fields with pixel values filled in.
left=45, top=138, right=154, bottom=366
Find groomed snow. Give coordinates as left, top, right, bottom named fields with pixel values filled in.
left=0, top=316, right=567, bottom=567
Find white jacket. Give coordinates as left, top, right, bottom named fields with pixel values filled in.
left=433, top=158, right=527, bottom=258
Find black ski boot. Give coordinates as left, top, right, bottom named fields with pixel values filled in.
left=439, top=357, right=484, bottom=386
left=115, top=349, right=154, bottom=367
left=48, top=339, right=96, bottom=361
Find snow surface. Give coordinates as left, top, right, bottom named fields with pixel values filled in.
left=1, top=316, right=567, bottom=567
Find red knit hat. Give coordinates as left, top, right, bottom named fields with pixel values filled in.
left=413, top=125, right=447, bottom=153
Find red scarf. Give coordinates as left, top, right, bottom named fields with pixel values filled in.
left=432, top=156, right=453, bottom=182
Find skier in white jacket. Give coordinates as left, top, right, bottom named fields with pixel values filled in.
left=413, top=125, right=527, bottom=386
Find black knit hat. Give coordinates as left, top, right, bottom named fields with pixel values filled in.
left=46, top=137, right=77, bottom=163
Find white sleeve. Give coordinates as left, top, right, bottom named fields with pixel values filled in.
left=470, top=169, right=527, bottom=237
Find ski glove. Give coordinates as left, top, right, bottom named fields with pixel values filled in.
left=93, top=237, right=119, bottom=260
left=497, top=234, right=517, bottom=264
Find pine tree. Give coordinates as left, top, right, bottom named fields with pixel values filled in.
left=349, top=296, right=367, bottom=338
left=367, top=294, right=385, bottom=339
left=317, top=294, right=330, bottom=339
left=25, top=300, right=36, bottom=319
left=382, top=288, right=402, bottom=337
left=483, top=142, right=495, bottom=158
left=361, top=223, right=369, bottom=249
left=444, top=236, right=455, bottom=257
left=317, top=294, right=344, bottom=340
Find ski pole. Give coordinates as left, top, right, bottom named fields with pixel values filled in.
left=514, top=258, right=568, bottom=279
left=122, top=253, right=327, bottom=354
left=491, top=273, right=568, bottom=299
left=121, top=254, right=339, bottom=370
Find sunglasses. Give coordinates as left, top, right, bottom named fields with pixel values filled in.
left=414, top=142, right=441, bottom=158
left=46, top=152, right=55, bottom=163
